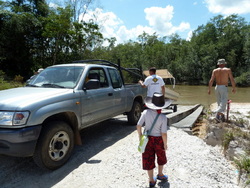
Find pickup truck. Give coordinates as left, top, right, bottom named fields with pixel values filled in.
left=0, top=59, right=146, bottom=170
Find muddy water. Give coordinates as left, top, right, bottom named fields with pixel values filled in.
left=170, top=85, right=250, bottom=108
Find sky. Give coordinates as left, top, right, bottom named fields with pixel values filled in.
left=80, top=0, right=250, bottom=45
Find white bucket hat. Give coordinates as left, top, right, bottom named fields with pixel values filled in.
left=145, top=93, right=172, bottom=110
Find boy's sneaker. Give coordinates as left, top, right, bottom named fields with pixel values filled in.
left=149, top=178, right=157, bottom=188
left=157, top=174, right=168, bottom=181
left=149, top=181, right=156, bottom=188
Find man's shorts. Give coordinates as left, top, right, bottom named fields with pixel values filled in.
left=142, top=136, right=167, bottom=170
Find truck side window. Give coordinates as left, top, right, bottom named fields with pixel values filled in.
left=86, top=68, right=108, bottom=88
left=108, top=68, right=122, bottom=88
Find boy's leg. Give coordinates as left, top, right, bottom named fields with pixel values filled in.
left=147, top=169, right=154, bottom=182
left=158, top=165, right=164, bottom=176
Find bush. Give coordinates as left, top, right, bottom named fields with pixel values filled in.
left=14, top=75, right=24, bottom=82
left=235, top=71, right=250, bottom=87
left=0, top=70, right=24, bottom=90
left=234, top=155, right=250, bottom=186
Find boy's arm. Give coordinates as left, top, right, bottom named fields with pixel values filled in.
left=161, top=132, right=167, bottom=150
left=137, top=125, right=143, bottom=141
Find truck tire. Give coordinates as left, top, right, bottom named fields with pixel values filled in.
left=33, top=121, right=74, bottom=170
left=127, top=101, right=142, bottom=125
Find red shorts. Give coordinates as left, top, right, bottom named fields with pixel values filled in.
left=142, top=136, right=167, bottom=170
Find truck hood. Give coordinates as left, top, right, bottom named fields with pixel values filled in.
left=0, top=87, right=73, bottom=111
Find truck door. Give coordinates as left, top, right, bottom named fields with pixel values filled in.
left=107, top=68, right=126, bottom=114
left=80, top=68, right=114, bottom=126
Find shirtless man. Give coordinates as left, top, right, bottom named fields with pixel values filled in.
left=208, top=59, right=236, bottom=121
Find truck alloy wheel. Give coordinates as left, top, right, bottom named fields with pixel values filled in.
left=33, top=121, right=74, bottom=170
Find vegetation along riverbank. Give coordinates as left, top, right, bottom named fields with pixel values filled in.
left=193, top=103, right=250, bottom=187
left=1, top=0, right=250, bottom=87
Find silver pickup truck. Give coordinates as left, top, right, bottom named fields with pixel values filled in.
left=0, top=60, right=146, bottom=170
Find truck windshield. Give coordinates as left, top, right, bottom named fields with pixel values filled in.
left=27, top=66, right=84, bottom=88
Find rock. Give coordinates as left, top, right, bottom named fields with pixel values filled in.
left=226, top=141, right=246, bottom=160
left=204, top=125, right=226, bottom=146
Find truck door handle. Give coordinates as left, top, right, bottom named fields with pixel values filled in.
left=108, top=93, right=113, bottom=96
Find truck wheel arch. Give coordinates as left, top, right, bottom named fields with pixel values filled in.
left=42, top=112, right=82, bottom=145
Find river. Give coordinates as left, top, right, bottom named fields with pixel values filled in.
left=170, top=85, right=250, bottom=108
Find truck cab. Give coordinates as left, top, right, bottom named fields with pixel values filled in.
left=0, top=60, right=146, bottom=170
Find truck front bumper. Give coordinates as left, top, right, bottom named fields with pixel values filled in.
left=0, top=125, right=42, bottom=157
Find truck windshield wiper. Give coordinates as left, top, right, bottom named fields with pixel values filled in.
left=42, top=84, right=65, bottom=88
left=26, top=84, right=39, bottom=87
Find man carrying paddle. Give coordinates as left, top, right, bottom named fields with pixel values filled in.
left=208, top=59, right=236, bottom=122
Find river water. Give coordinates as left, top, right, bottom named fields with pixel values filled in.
left=171, top=85, right=250, bottom=108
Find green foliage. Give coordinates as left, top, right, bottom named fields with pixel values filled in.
left=234, top=155, right=250, bottom=186
left=223, top=131, right=234, bottom=150
left=235, top=71, right=250, bottom=87
left=0, top=1, right=250, bottom=85
left=0, top=70, right=23, bottom=90
left=14, top=75, right=24, bottom=82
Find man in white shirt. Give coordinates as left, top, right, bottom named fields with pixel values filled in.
left=139, top=67, right=165, bottom=97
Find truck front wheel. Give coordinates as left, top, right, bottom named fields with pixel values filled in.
left=33, top=121, right=74, bottom=170
left=127, top=101, right=142, bottom=125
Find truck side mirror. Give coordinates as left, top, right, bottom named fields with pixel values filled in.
left=84, top=79, right=100, bottom=90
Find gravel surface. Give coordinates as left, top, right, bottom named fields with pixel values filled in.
left=0, top=115, right=239, bottom=188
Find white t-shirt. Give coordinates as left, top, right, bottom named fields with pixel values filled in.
left=137, top=109, right=168, bottom=137
left=144, top=74, right=165, bottom=97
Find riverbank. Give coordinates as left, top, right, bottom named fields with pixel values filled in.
left=204, top=103, right=250, bottom=187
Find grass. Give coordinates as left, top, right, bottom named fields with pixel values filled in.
left=234, top=155, right=250, bottom=187
left=223, top=131, right=234, bottom=151
left=230, top=115, right=249, bottom=127
left=247, top=111, right=250, bottom=119
left=205, top=106, right=250, bottom=186
left=0, top=70, right=24, bottom=90
left=0, top=80, right=24, bottom=90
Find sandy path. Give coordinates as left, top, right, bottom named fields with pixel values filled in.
left=0, top=114, right=240, bottom=188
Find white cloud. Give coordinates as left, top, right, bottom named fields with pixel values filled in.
left=80, top=6, right=190, bottom=45
left=48, top=2, right=59, bottom=9
left=205, top=0, right=250, bottom=15
left=144, top=6, right=190, bottom=36
left=186, top=30, right=193, bottom=41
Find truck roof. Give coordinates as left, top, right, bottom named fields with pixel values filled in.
left=49, top=63, right=116, bottom=69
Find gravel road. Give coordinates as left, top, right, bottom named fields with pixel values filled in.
left=0, top=115, right=239, bottom=188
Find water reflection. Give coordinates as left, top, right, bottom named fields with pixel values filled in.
left=170, top=85, right=250, bottom=108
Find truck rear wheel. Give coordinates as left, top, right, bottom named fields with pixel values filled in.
left=127, top=101, right=142, bottom=125
left=33, top=121, right=74, bottom=170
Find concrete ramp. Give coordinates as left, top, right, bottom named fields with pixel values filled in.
left=171, top=106, right=203, bottom=128
left=166, top=104, right=201, bottom=125
left=164, top=104, right=203, bottom=133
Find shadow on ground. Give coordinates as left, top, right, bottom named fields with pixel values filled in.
left=0, top=115, right=135, bottom=188
left=158, top=180, right=170, bottom=188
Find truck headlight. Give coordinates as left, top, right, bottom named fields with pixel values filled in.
left=0, top=111, right=30, bottom=126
